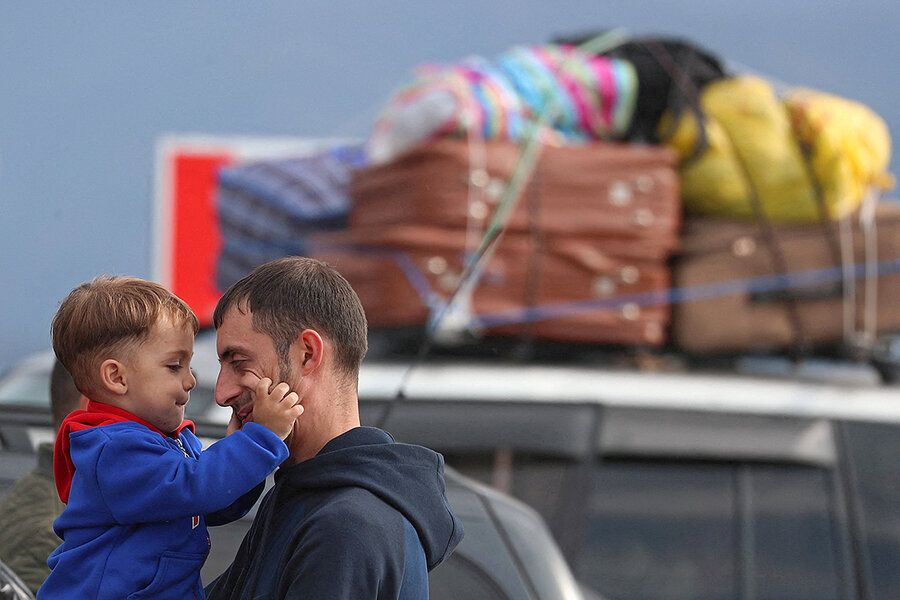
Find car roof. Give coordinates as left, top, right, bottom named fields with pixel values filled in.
left=190, top=330, right=900, bottom=424
left=7, top=333, right=900, bottom=427
left=355, top=359, right=900, bottom=423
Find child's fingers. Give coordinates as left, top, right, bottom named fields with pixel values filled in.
left=226, top=412, right=242, bottom=435
left=269, top=381, right=292, bottom=401
left=287, top=393, right=304, bottom=418
left=255, top=377, right=273, bottom=398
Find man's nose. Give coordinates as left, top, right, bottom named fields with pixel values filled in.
left=215, top=369, right=240, bottom=407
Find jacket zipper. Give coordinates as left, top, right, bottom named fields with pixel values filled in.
left=174, top=437, right=189, bottom=458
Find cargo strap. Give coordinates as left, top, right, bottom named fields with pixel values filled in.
left=425, top=32, right=632, bottom=342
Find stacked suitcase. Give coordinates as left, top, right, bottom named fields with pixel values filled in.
left=672, top=202, right=900, bottom=354
left=214, top=151, right=359, bottom=290
left=309, top=138, right=682, bottom=346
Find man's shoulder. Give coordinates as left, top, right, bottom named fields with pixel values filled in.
left=310, top=485, right=399, bottom=518
left=304, top=486, right=404, bottom=542
left=279, top=487, right=407, bottom=573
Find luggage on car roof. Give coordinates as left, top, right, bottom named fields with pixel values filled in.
left=320, top=138, right=681, bottom=347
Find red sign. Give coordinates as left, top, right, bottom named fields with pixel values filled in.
left=153, top=136, right=353, bottom=326
left=171, top=152, right=234, bottom=326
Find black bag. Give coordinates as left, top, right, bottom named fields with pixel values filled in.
left=553, top=33, right=728, bottom=148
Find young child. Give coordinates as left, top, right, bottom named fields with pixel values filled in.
left=37, top=276, right=303, bottom=599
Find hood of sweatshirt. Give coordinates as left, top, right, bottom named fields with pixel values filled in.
left=53, top=400, right=194, bottom=503
left=275, top=426, right=463, bottom=570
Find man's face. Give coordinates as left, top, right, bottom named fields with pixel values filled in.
left=214, top=305, right=287, bottom=425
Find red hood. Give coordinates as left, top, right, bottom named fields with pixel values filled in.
left=53, top=400, right=195, bottom=503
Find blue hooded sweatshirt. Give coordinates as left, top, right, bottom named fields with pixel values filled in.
left=37, top=401, right=288, bottom=600
left=204, top=426, right=464, bottom=600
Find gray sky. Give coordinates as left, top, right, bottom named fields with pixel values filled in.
left=1, top=1, right=897, bottom=372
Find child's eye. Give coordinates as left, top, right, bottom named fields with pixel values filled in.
left=168, top=364, right=183, bottom=372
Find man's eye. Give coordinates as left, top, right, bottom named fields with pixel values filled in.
left=231, top=360, right=245, bottom=371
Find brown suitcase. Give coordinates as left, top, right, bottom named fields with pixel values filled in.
left=349, top=138, right=682, bottom=261
left=672, top=202, right=900, bottom=353
left=310, top=225, right=671, bottom=346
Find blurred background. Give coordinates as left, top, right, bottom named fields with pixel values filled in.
left=0, top=0, right=897, bottom=372
left=2, top=6, right=899, bottom=597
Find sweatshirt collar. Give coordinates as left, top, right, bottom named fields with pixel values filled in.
left=317, top=426, right=394, bottom=455
left=79, top=400, right=195, bottom=437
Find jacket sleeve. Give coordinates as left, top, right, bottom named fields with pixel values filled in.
left=205, top=481, right=266, bottom=527
left=92, top=423, right=287, bottom=524
left=278, top=500, right=408, bottom=599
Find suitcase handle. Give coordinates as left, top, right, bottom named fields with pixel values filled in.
left=749, top=280, right=844, bottom=304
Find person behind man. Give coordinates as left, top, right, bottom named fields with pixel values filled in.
left=0, top=360, right=84, bottom=595
left=37, top=276, right=303, bottom=600
left=205, top=256, right=464, bottom=600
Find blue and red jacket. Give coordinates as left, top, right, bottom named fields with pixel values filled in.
left=37, top=401, right=287, bottom=600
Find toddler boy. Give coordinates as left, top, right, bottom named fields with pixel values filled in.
left=37, top=276, right=303, bottom=599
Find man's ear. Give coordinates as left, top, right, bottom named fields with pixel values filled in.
left=296, top=329, right=325, bottom=376
left=99, top=359, right=128, bottom=395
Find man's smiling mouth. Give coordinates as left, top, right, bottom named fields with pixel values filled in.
left=237, top=406, right=254, bottom=423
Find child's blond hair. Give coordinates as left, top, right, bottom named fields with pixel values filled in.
left=52, top=276, right=199, bottom=398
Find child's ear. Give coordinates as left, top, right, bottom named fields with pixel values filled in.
left=99, top=359, right=128, bottom=395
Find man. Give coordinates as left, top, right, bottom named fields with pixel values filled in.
left=0, top=360, right=84, bottom=595
left=205, top=257, right=463, bottom=600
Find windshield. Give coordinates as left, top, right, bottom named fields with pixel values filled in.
left=0, top=370, right=50, bottom=406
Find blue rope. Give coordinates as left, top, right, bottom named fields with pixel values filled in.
left=247, top=237, right=898, bottom=331
left=472, top=257, right=900, bottom=329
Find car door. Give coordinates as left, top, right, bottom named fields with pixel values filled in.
left=385, top=399, right=859, bottom=600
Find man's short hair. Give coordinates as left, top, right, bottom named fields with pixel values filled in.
left=51, top=276, right=199, bottom=398
left=213, top=257, right=368, bottom=380
left=49, top=359, right=83, bottom=431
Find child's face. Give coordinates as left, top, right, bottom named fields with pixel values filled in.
left=117, top=314, right=196, bottom=434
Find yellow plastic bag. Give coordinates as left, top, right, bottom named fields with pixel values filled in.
left=785, top=87, right=894, bottom=218
left=662, top=76, right=894, bottom=223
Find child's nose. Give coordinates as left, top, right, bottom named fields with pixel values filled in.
left=184, top=369, right=197, bottom=391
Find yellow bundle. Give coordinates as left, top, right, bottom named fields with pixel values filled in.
left=661, top=75, right=894, bottom=223
left=786, top=87, right=894, bottom=217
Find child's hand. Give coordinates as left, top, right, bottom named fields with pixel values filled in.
left=251, top=377, right=304, bottom=440
left=226, top=412, right=243, bottom=436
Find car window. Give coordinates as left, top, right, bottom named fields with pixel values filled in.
left=450, top=448, right=849, bottom=600
left=841, top=421, right=900, bottom=600
left=429, top=553, right=514, bottom=600
left=745, top=465, right=844, bottom=600
left=574, top=460, right=845, bottom=600
left=577, top=461, right=738, bottom=600
left=0, top=371, right=50, bottom=406
left=441, top=451, right=579, bottom=531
